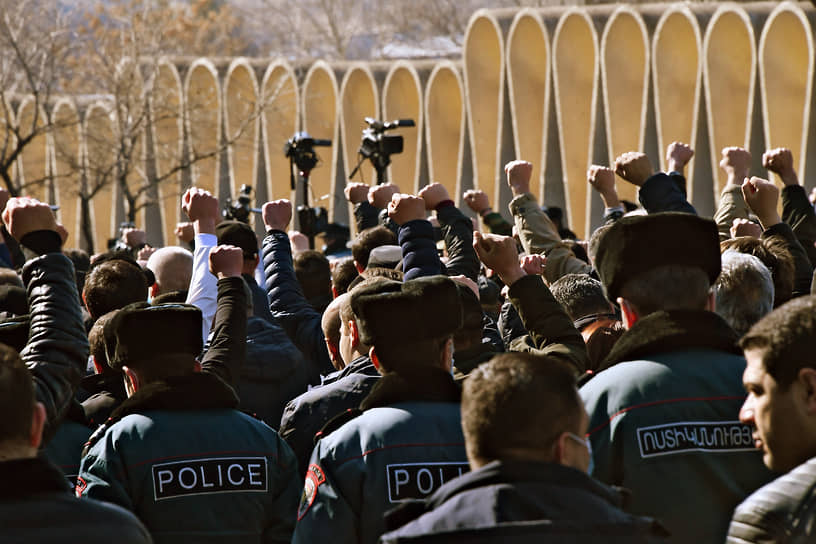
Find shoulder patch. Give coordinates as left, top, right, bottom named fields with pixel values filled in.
left=297, top=463, right=326, bottom=520
left=75, top=476, right=87, bottom=497
left=314, top=408, right=362, bottom=444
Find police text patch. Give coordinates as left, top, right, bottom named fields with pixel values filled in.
left=152, top=457, right=267, bottom=500
left=636, top=421, right=755, bottom=458
left=386, top=462, right=469, bottom=503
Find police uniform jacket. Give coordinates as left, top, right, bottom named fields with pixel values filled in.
left=0, top=456, right=151, bottom=544
left=77, top=372, right=301, bottom=544
left=279, top=355, right=380, bottom=476
left=292, top=366, right=468, bottom=544
left=727, top=456, right=816, bottom=543
left=580, top=310, right=774, bottom=544
left=379, top=459, right=668, bottom=543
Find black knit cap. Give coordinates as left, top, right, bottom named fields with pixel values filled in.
left=351, top=275, right=463, bottom=346
left=594, top=212, right=721, bottom=302
left=216, top=220, right=258, bottom=259
left=104, top=302, right=202, bottom=370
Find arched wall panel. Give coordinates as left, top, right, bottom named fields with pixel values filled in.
left=383, top=62, right=424, bottom=194
left=425, top=62, right=466, bottom=205
left=152, top=59, right=184, bottom=248
left=17, top=97, right=48, bottom=201
left=224, top=58, right=259, bottom=195
left=84, top=102, right=117, bottom=254
left=302, top=61, right=339, bottom=218
left=52, top=99, right=82, bottom=249
left=185, top=58, right=221, bottom=198
left=261, top=60, right=299, bottom=203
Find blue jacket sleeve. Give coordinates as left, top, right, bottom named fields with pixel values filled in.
left=262, top=231, right=332, bottom=384
left=638, top=173, right=697, bottom=215
left=398, top=220, right=442, bottom=281
left=436, top=202, right=480, bottom=282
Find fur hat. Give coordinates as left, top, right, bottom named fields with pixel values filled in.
left=351, top=275, right=463, bottom=346
left=594, top=212, right=721, bottom=302
left=104, top=302, right=202, bottom=370
left=216, top=220, right=258, bottom=259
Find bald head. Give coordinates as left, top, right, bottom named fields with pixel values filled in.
left=146, top=247, right=193, bottom=295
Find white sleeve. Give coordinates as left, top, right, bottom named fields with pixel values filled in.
left=185, top=232, right=218, bottom=343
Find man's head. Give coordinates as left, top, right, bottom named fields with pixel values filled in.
left=351, top=275, right=461, bottom=374
left=594, top=213, right=721, bottom=326
left=146, top=246, right=193, bottom=298
left=714, top=250, right=774, bottom=336
left=322, top=294, right=346, bottom=370
left=216, top=220, right=259, bottom=275
left=331, top=257, right=359, bottom=297
left=0, top=344, right=45, bottom=458
left=350, top=226, right=397, bottom=272
left=549, top=274, right=617, bottom=341
left=739, top=295, right=816, bottom=472
left=721, top=235, right=795, bottom=307
left=462, top=353, right=590, bottom=472
left=104, top=302, right=203, bottom=395
left=83, top=258, right=149, bottom=321
left=294, top=250, right=332, bottom=306
left=89, top=310, right=120, bottom=376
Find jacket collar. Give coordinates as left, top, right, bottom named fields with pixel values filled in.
left=0, top=457, right=71, bottom=497
left=452, top=343, right=497, bottom=378
left=360, top=366, right=460, bottom=410
left=109, top=372, right=239, bottom=421
left=600, top=310, right=740, bottom=371
left=80, top=371, right=127, bottom=401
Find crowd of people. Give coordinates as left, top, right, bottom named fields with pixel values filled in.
left=0, top=139, right=815, bottom=543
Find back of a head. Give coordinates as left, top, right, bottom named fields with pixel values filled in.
left=347, top=267, right=404, bottom=291
left=715, top=250, right=774, bottom=336
left=215, top=220, right=259, bottom=259
left=0, top=344, right=34, bottom=449
left=83, top=259, right=149, bottom=321
left=294, top=250, right=332, bottom=302
left=89, top=310, right=119, bottom=373
left=146, top=246, right=193, bottom=294
left=550, top=274, right=612, bottom=321
left=740, top=295, right=816, bottom=388
left=331, top=257, right=359, bottom=296
left=351, top=226, right=397, bottom=269
left=351, top=275, right=462, bottom=373
left=0, top=268, right=22, bottom=288
left=721, top=236, right=794, bottom=307
left=462, top=353, right=581, bottom=466
left=64, top=248, right=90, bottom=294
left=596, top=213, right=720, bottom=316
left=105, top=302, right=203, bottom=384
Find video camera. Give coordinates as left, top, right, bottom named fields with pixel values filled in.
left=222, top=184, right=262, bottom=224
left=284, top=132, right=332, bottom=175
left=350, top=118, right=415, bottom=184
left=283, top=131, right=332, bottom=247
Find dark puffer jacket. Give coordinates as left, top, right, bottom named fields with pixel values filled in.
left=0, top=457, right=151, bottom=543
left=380, top=460, right=669, bottom=544
left=237, top=315, right=309, bottom=428
left=727, top=456, right=816, bottom=543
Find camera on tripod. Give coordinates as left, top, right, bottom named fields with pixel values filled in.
left=350, top=117, right=415, bottom=184
left=222, top=184, right=262, bottom=223
left=284, top=132, right=332, bottom=173
left=283, top=131, right=333, bottom=247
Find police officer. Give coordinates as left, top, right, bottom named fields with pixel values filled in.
left=292, top=276, right=469, bottom=544
left=77, top=245, right=301, bottom=543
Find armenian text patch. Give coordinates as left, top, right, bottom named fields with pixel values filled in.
left=636, top=421, right=755, bottom=458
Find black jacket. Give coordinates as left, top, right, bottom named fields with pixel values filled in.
left=727, top=456, right=816, bottom=543
left=380, top=459, right=668, bottom=543
left=0, top=457, right=151, bottom=543
left=237, top=315, right=309, bottom=428
left=81, top=371, right=128, bottom=427
left=279, top=355, right=380, bottom=476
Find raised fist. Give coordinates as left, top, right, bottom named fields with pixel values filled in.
left=587, top=165, right=616, bottom=196
left=121, top=227, right=147, bottom=248
left=418, top=182, right=451, bottom=211
left=520, top=253, right=545, bottom=277
left=208, top=244, right=243, bottom=279
left=182, top=187, right=219, bottom=224
left=2, top=197, right=58, bottom=241
left=730, top=218, right=763, bottom=239
left=719, top=147, right=751, bottom=183
left=387, top=193, right=426, bottom=225
left=614, top=152, right=654, bottom=187
left=473, top=231, right=524, bottom=286
left=505, top=160, right=533, bottom=196
left=762, top=148, right=797, bottom=186
left=288, top=230, right=309, bottom=253
left=262, top=199, right=293, bottom=232
left=463, top=189, right=491, bottom=215
left=175, top=222, right=195, bottom=244
left=344, top=182, right=370, bottom=204
left=666, top=142, right=694, bottom=172
left=368, top=183, right=400, bottom=209
left=741, top=176, right=781, bottom=229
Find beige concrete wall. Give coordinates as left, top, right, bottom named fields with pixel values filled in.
left=261, top=60, right=299, bottom=203
left=84, top=102, right=117, bottom=253
left=16, top=97, right=49, bottom=201
left=302, top=61, right=339, bottom=218
left=51, top=99, right=82, bottom=248
left=425, top=61, right=466, bottom=204
left=383, top=61, right=424, bottom=193
left=185, top=58, right=221, bottom=198
left=224, top=58, right=259, bottom=195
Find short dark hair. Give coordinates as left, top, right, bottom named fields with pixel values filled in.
left=293, top=250, right=331, bottom=302
left=351, top=226, right=397, bottom=268
left=347, top=267, right=404, bottom=291
left=331, top=258, right=359, bottom=296
left=0, top=344, right=34, bottom=445
left=462, top=353, right=581, bottom=464
left=619, top=264, right=710, bottom=316
left=83, top=259, right=149, bottom=321
left=550, top=274, right=612, bottom=321
left=64, top=248, right=90, bottom=294
left=721, top=235, right=794, bottom=307
left=89, top=310, right=118, bottom=372
left=739, top=295, right=816, bottom=388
